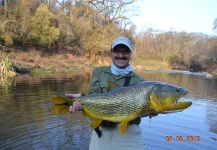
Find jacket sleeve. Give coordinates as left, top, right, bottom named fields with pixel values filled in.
left=86, top=68, right=103, bottom=95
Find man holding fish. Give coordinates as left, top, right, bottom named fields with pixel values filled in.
left=63, top=37, right=191, bottom=150
left=66, top=37, right=147, bottom=150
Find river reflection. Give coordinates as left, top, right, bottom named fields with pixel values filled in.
left=0, top=70, right=216, bottom=150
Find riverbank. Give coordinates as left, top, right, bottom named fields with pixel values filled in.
left=8, top=49, right=171, bottom=72
left=5, top=49, right=217, bottom=78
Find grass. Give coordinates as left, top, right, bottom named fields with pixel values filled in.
left=131, top=58, right=170, bottom=70
left=30, top=68, right=52, bottom=74
left=0, top=52, right=15, bottom=75
left=66, top=66, right=78, bottom=72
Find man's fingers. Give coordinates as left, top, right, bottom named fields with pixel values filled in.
left=69, top=100, right=82, bottom=113
left=65, top=94, right=76, bottom=98
left=65, top=93, right=81, bottom=98
left=69, top=105, right=75, bottom=113
left=75, top=100, right=82, bottom=110
left=74, top=100, right=82, bottom=110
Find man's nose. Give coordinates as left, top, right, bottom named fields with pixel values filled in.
left=117, top=51, right=125, bottom=56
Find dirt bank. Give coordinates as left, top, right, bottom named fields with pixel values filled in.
left=7, top=49, right=217, bottom=78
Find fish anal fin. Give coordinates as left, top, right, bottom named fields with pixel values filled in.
left=117, top=121, right=129, bottom=136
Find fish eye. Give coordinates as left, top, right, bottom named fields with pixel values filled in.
left=175, top=89, right=180, bottom=92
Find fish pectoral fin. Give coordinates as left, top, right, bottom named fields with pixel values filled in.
left=83, top=111, right=103, bottom=129
left=117, top=121, right=129, bottom=136
left=107, top=81, right=119, bottom=91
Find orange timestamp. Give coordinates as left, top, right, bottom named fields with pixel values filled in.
left=166, top=136, right=200, bottom=142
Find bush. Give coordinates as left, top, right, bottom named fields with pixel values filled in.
left=0, top=52, right=13, bottom=75
left=27, top=4, right=59, bottom=48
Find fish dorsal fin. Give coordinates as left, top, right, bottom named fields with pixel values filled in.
left=83, top=111, right=103, bottom=129
left=117, top=121, right=129, bottom=136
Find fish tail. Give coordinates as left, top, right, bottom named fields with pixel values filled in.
left=51, top=95, right=74, bottom=106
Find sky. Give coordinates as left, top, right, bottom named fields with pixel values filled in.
left=131, top=0, right=217, bottom=35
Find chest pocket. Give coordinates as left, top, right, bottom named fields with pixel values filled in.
left=99, top=73, right=110, bottom=93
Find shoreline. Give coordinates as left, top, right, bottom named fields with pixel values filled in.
left=2, top=50, right=216, bottom=78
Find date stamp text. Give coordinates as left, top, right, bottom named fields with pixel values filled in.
left=166, top=136, right=200, bottom=142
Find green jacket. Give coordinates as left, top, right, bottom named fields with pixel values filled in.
left=87, top=66, right=145, bottom=94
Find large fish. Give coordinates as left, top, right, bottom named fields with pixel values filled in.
left=51, top=81, right=191, bottom=136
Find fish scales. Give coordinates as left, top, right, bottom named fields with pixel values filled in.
left=77, top=82, right=154, bottom=121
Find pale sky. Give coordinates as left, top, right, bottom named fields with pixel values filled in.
left=131, top=0, right=217, bottom=35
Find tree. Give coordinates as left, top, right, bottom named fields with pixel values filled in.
left=27, top=4, right=59, bottom=48
left=213, top=18, right=217, bottom=32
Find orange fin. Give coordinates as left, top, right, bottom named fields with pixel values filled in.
left=51, top=95, right=73, bottom=105
left=117, top=121, right=129, bottom=136
left=51, top=105, right=69, bottom=115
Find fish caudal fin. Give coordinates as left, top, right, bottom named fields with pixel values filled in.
left=117, top=121, right=129, bottom=136
left=51, top=95, right=73, bottom=106
left=51, top=105, right=69, bottom=115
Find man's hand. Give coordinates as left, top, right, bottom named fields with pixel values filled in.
left=65, top=93, right=83, bottom=113
left=69, top=100, right=83, bottom=113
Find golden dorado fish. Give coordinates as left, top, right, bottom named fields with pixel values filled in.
left=51, top=81, right=191, bottom=136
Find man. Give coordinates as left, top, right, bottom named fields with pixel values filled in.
left=66, top=37, right=146, bottom=150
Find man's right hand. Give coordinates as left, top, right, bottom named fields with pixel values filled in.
left=69, top=100, right=83, bottom=113
left=65, top=93, right=83, bottom=113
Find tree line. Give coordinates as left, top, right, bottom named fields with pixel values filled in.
left=0, top=0, right=217, bottom=72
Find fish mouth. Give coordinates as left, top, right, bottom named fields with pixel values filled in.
left=172, top=91, right=188, bottom=107
left=172, top=99, right=178, bottom=107
left=183, top=90, right=188, bottom=95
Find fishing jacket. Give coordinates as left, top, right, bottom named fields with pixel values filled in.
left=86, top=66, right=145, bottom=95
left=86, top=66, right=145, bottom=137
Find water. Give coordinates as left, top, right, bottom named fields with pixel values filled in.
left=0, top=70, right=217, bottom=150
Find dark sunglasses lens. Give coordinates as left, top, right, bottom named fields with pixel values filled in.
left=112, top=50, right=130, bottom=54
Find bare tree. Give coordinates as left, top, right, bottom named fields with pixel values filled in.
left=213, top=18, right=217, bottom=31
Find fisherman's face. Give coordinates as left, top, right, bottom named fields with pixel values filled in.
left=111, top=44, right=131, bottom=69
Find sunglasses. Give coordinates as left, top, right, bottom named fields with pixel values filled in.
left=112, top=49, right=131, bottom=54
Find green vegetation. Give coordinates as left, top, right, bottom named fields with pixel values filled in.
left=0, top=52, right=14, bottom=75
left=66, top=66, right=78, bottom=72
left=0, top=52, right=15, bottom=94
left=0, top=1, right=216, bottom=74
left=132, top=58, right=169, bottom=70
left=28, top=5, right=60, bottom=48
left=30, top=68, right=52, bottom=75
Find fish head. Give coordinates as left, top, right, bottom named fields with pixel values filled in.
left=149, top=82, right=188, bottom=112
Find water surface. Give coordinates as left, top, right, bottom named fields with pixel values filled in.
left=0, top=71, right=216, bottom=150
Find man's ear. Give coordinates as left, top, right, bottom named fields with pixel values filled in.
left=130, top=52, right=132, bottom=59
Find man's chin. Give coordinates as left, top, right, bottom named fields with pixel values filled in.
left=114, top=63, right=128, bottom=69
left=113, top=59, right=130, bottom=68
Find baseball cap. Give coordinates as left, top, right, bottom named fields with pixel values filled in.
left=111, top=37, right=132, bottom=52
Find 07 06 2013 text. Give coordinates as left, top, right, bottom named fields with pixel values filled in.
left=166, top=136, right=200, bottom=142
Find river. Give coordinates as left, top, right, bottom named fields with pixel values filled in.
left=0, top=70, right=217, bottom=150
